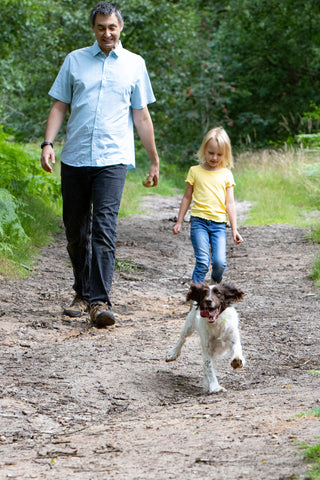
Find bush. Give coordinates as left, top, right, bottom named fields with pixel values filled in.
left=0, top=129, right=61, bottom=275
left=0, top=189, right=29, bottom=254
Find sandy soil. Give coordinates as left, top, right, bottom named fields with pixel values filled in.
left=0, top=194, right=319, bottom=480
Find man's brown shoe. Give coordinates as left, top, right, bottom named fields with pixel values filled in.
left=63, top=294, right=89, bottom=317
left=90, top=302, right=115, bottom=328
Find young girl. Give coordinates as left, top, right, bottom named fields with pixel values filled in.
left=173, top=127, right=243, bottom=284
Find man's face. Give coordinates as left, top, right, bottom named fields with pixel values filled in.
left=92, top=13, right=123, bottom=55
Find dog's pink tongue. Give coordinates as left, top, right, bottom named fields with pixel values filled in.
left=200, top=309, right=220, bottom=323
left=207, top=311, right=217, bottom=323
left=208, top=309, right=220, bottom=323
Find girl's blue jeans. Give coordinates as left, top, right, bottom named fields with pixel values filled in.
left=190, top=216, right=227, bottom=284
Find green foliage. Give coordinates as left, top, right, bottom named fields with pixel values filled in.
left=115, top=257, right=144, bottom=273
left=212, top=0, right=320, bottom=144
left=285, top=104, right=320, bottom=149
left=299, top=440, right=320, bottom=480
left=0, top=132, right=61, bottom=275
left=0, top=127, right=61, bottom=205
left=310, top=253, right=320, bottom=286
left=296, top=133, right=320, bottom=150
left=0, top=189, right=29, bottom=254
left=1, top=0, right=320, bottom=154
left=121, top=0, right=237, bottom=163
left=301, top=102, right=320, bottom=132
left=296, top=406, right=320, bottom=418
left=0, top=0, right=93, bottom=138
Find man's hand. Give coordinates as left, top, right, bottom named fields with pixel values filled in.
left=132, top=106, right=159, bottom=188
left=41, top=145, right=55, bottom=173
left=40, top=99, right=69, bottom=173
left=143, top=167, right=159, bottom=188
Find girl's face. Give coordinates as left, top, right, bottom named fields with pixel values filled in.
left=203, top=138, right=224, bottom=170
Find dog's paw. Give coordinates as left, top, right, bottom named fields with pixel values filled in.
left=231, top=357, right=244, bottom=369
left=208, top=385, right=226, bottom=394
left=165, top=348, right=180, bottom=362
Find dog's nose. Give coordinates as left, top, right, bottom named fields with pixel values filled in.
left=205, top=298, right=212, bottom=307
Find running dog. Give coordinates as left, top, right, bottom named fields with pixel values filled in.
left=166, top=282, right=245, bottom=393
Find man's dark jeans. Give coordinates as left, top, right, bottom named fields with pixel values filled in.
left=61, top=162, right=127, bottom=306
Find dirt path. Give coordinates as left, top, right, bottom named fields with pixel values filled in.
left=0, top=194, right=319, bottom=480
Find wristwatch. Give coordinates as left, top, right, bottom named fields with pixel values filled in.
left=41, top=141, right=53, bottom=149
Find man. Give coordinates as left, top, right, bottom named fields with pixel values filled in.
left=40, top=2, right=159, bottom=328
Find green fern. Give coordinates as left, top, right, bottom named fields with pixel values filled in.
left=0, top=189, right=29, bottom=253
left=0, top=128, right=61, bottom=275
left=0, top=126, right=60, bottom=202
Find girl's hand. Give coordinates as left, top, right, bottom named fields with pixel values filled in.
left=172, top=223, right=181, bottom=235
left=233, top=231, right=243, bottom=245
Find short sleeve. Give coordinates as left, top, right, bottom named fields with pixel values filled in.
left=186, top=167, right=195, bottom=186
left=226, top=169, right=235, bottom=188
left=130, top=59, right=156, bottom=109
left=48, top=54, right=73, bottom=104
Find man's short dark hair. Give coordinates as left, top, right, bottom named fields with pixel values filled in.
left=90, top=2, right=123, bottom=27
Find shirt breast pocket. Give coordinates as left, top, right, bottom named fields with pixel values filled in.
left=105, top=76, right=133, bottom=102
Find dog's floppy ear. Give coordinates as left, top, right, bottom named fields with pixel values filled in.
left=186, top=282, right=209, bottom=304
left=219, top=282, right=244, bottom=302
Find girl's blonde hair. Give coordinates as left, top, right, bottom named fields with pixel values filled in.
left=196, top=127, right=233, bottom=168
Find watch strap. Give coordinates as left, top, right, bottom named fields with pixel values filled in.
left=41, top=141, right=53, bottom=149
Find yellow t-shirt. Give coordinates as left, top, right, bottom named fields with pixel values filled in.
left=186, top=165, right=235, bottom=222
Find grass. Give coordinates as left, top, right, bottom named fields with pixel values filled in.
left=299, top=441, right=320, bottom=480
left=233, top=147, right=320, bottom=284
left=292, top=407, right=320, bottom=479
left=234, top=148, right=320, bottom=226
left=296, top=407, right=320, bottom=480
left=115, top=257, right=145, bottom=273
left=295, top=407, right=320, bottom=419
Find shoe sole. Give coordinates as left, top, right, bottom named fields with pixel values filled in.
left=92, top=312, right=115, bottom=328
left=63, top=309, right=84, bottom=318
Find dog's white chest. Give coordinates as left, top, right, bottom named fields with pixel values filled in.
left=198, top=308, right=237, bottom=356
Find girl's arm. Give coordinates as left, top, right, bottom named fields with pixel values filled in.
left=172, top=182, right=193, bottom=235
left=226, top=186, right=243, bottom=245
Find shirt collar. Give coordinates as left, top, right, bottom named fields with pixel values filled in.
left=92, top=40, right=123, bottom=58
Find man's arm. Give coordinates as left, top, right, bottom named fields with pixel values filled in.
left=41, top=100, right=69, bottom=173
left=132, top=106, right=159, bottom=187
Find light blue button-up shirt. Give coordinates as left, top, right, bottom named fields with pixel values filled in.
left=49, top=41, right=156, bottom=169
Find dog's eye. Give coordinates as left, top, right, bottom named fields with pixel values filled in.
left=201, top=288, right=210, bottom=299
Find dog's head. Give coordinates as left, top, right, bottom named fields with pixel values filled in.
left=186, top=282, right=244, bottom=323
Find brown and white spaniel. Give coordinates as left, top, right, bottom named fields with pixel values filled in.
left=166, top=282, right=245, bottom=394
